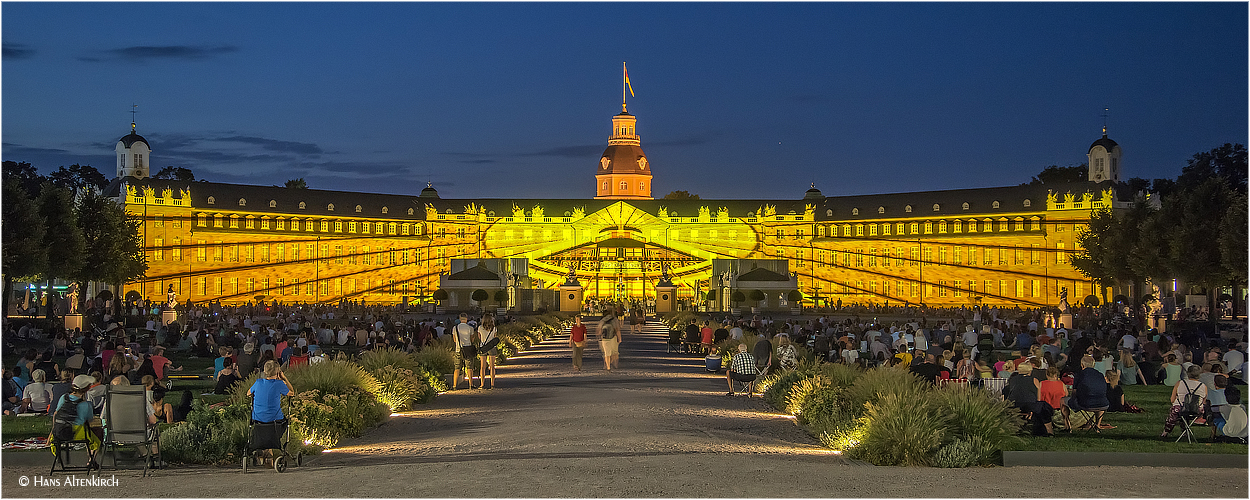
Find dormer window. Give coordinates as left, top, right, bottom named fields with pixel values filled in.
left=327, top=203, right=335, bottom=211
left=238, top=198, right=246, bottom=207
left=207, top=196, right=216, bottom=205
left=933, top=204, right=941, bottom=212
left=962, top=202, right=969, bottom=210
left=826, top=209, right=833, bottom=217
left=878, top=206, right=885, bottom=214
left=992, top=201, right=1000, bottom=209
left=298, top=201, right=306, bottom=209
left=407, top=208, right=413, bottom=215
left=1023, top=199, right=1032, bottom=208
left=905, top=205, right=912, bottom=213
left=269, top=200, right=277, bottom=208
left=851, top=208, right=859, bottom=216
left=355, top=205, right=362, bottom=213
left=382, top=206, right=389, bottom=214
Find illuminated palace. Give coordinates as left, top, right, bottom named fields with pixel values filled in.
left=112, top=103, right=1135, bottom=311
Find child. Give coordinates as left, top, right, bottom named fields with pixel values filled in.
left=1037, top=367, right=1066, bottom=436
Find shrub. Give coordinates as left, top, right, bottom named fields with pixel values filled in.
left=287, top=387, right=389, bottom=448
left=161, top=398, right=252, bottom=465
left=818, top=362, right=861, bottom=388
left=284, top=359, right=381, bottom=398
left=359, top=347, right=420, bottom=374
left=932, top=437, right=986, bottom=468
left=799, top=385, right=857, bottom=435
left=413, top=344, right=455, bottom=378
left=850, top=392, right=946, bottom=466
left=371, top=365, right=427, bottom=412
left=930, top=387, right=1020, bottom=465
left=845, top=367, right=926, bottom=413
left=761, top=367, right=811, bottom=408
left=785, top=375, right=831, bottom=419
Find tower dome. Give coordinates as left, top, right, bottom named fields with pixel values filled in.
left=115, top=122, right=151, bottom=179
left=804, top=184, right=823, bottom=200
left=1087, top=130, right=1122, bottom=183
left=595, top=111, right=653, bottom=200
left=419, top=182, right=440, bottom=199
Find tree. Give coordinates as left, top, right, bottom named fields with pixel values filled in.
left=2, top=160, right=45, bottom=195
left=748, top=289, right=765, bottom=303
left=35, top=184, right=86, bottom=283
left=493, top=289, right=509, bottom=307
left=2, top=178, right=47, bottom=316
left=48, top=164, right=107, bottom=192
left=152, top=166, right=196, bottom=181
left=1177, top=143, right=1246, bottom=194
left=75, top=190, right=147, bottom=297
left=1219, top=189, right=1248, bottom=286
left=662, top=190, right=699, bottom=200
left=285, top=178, right=308, bottom=189
left=705, top=290, right=716, bottom=301
left=1028, top=164, right=1087, bottom=185
left=787, top=290, right=803, bottom=303
left=1165, top=177, right=1235, bottom=306
left=471, top=289, right=489, bottom=304
left=731, top=290, right=746, bottom=306
left=1069, top=207, right=1117, bottom=302
left=432, top=289, right=448, bottom=302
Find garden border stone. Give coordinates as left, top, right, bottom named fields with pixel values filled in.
left=1002, top=450, right=1247, bottom=468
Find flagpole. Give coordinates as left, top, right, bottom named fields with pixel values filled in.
left=622, top=61, right=627, bottom=113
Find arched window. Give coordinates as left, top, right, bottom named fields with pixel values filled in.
left=1023, top=199, right=1032, bottom=208
left=905, top=205, right=912, bottom=213
left=327, top=203, right=335, bottom=211
left=406, top=208, right=413, bottom=215
left=298, top=201, right=306, bottom=209
left=877, top=206, right=885, bottom=214
left=620, top=181, right=628, bottom=191
left=207, top=196, right=216, bottom=205
left=852, top=208, right=859, bottom=216
left=962, top=202, right=969, bottom=210
left=826, top=209, right=833, bottom=217
left=381, top=206, right=389, bottom=214
left=355, top=205, right=362, bottom=213
left=238, top=198, right=246, bottom=206
left=639, top=182, right=645, bottom=192
left=269, top=200, right=277, bottom=208
left=603, top=181, right=608, bottom=191
left=992, top=201, right=1000, bottom=209
left=932, top=203, right=941, bottom=212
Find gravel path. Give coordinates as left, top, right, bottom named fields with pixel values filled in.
left=3, top=319, right=1246, bottom=497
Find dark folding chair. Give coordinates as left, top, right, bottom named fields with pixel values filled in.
left=103, top=385, right=161, bottom=476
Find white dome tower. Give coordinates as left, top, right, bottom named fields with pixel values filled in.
left=116, top=121, right=151, bottom=179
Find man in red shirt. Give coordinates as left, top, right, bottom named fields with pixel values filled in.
left=569, top=316, right=587, bottom=371
left=148, top=346, right=183, bottom=380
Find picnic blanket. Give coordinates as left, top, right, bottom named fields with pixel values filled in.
left=2, top=437, right=49, bottom=450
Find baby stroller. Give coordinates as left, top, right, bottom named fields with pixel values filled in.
left=242, top=396, right=302, bottom=473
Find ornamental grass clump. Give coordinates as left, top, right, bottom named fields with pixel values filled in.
left=930, top=386, right=1020, bottom=465
left=817, top=362, right=861, bottom=388
left=160, top=398, right=251, bottom=465
left=359, top=347, right=421, bottom=374
left=799, top=384, right=857, bottom=435
left=785, top=374, right=831, bottom=418
left=845, top=366, right=927, bottom=412
left=849, top=392, right=947, bottom=466
left=370, top=365, right=428, bottom=412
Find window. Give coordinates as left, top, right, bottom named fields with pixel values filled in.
left=335, top=245, right=343, bottom=264
left=260, top=244, right=269, bottom=262
left=939, top=246, right=947, bottom=264
left=909, top=222, right=918, bottom=234
left=355, top=205, right=362, bottom=213
left=855, top=224, right=863, bottom=236
left=154, top=215, right=164, bottom=227
left=261, top=218, right=270, bottom=230
left=388, top=223, right=397, bottom=234
left=602, top=181, right=609, bottom=191
left=361, top=221, right=370, bottom=234
left=349, top=221, right=357, bottom=233
left=245, top=217, right=254, bottom=229
left=238, top=198, right=246, bottom=207
left=924, top=222, right=932, bottom=234
left=269, top=200, right=277, bottom=208
left=299, top=201, right=306, bottom=209
left=938, top=221, right=947, bottom=233
left=334, top=221, right=343, bottom=232
left=153, top=238, right=163, bottom=261
left=962, top=202, right=969, bottom=210
left=923, top=247, right=932, bottom=264
left=992, top=201, right=1000, bottom=209
left=320, top=220, right=329, bottom=232
left=197, top=240, right=207, bottom=262
left=967, top=220, right=976, bottom=233
left=1056, top=242, right=1067, bottom=264
left=933, top=204, right=940, bottom=212
left=852, top=208, right=859, bottom=216
left=938, top=281, right=948, bottom=297
left=1023, top=199, right=1032, bottom=208
left=882, top=223, right=891, bottom=236
left=229, top=215, right=239, bottom=228
left=639, top=182, right=645, bottom=192
left=172, top=238, right=181, bottom=261
left=869, top=224, right=877, bottom=236
left=878, top=206, right=885, bottom=214
left=905, top=205, right=912, bottom=213
left=620, top=181, right=627, bottom=191
left=276, top=218, right=285, bottom=230
left=376, top=222, right=384, bottom=233
left=207, top=196, right=215, bottom=205
left=910, top=246, right=919, bottom=266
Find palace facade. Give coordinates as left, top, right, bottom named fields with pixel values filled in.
left=110, top=105, right=1137, bottom=310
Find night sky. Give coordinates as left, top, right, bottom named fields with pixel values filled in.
left=3, top=2, right=1246, bottom=200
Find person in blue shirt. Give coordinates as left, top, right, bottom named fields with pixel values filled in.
left=247, top=360, right=294, bottom=422
left=50, top=375, right=102, bottom=458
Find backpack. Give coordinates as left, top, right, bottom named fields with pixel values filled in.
left=51, top=396, right=79, bottom=442
left=601, top=321, right=617, bottom=340
left=1180, top=380, right=1203, bottom=415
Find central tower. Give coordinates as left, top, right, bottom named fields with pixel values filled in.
left=596, top=64, right=653, bottom=199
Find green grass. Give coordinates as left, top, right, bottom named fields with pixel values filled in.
left=1003, top=384, right=1248, bottom=454
left=1, top=414, right=52, bottom=441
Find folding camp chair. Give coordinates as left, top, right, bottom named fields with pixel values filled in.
left=103, top=385, right=161, bottom=476
left=667, top=330, right=684, bottom=354
left=1175, top=405, right=1202, bottom=444
left=50, top=425, right=99, bottom=474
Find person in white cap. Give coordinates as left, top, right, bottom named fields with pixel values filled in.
left=50, top=374, right=102, bottom=460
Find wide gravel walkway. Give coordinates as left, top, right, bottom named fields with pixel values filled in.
left=3, top=318, right=1245, bottom=497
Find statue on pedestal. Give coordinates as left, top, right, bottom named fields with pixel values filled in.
left=563, top=264, right=580, bottom=286
left=1057, top=287, right=1071, bottom=314
left=167, top=284, right=179, bottom=309
left=657, top=262, right=674, bottom=287
left=65, top=283, right=79, bottom=314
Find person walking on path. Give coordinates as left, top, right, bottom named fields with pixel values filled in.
left=569, top=315, right=587, bottom=371
left=477, top=314, right=500, bottom=389
left=599, top=313, right=622, bottom=370
left=452, top=313, right=479, bottom=390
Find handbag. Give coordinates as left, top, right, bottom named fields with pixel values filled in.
left=480, top=337, right=500, bottom=352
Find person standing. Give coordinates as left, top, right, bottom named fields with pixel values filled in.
left=452, top=314, right=478, bottom=390
left=477, top=314, right=499, bottom=389
left=599, top=313, right=622, bottom=370
left=569, top=315, right=587, bottom=371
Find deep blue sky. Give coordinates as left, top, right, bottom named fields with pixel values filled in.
left=3, top=2, right=1246, bottom=199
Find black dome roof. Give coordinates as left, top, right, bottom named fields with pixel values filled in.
left=804, top=185, right=823, bottom=200
left=419, top=183, right=439, bottom=199
left=119, top=131, right=149, bottom=149
left=1089, top=134, right=1119, bottom=153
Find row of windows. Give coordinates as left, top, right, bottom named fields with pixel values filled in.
left=601, top=181, right=647, bottom=193
left=838, top=199, right=1030, bottom=217
left=832, top=279, right=1042, bottom=299
left=779, top=243, right=1070, bottom=268
left=205, top=197, right=414, bottom=216
left=822, top=217, right=1041, bottom=238
left=156, top=240, right=420, bottom=266
left=195, top=213, right=421, bottom=236
left=186, top=276, right=420, bottom=298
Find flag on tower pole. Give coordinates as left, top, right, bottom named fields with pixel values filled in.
left=625, top=62, right=634, bottom=97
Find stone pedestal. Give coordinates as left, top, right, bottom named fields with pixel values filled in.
left=655, top=285, right=678, bottom=314
left=63, top=314, right=84, bottom=331
left=161, top=309, right=178, bottom=326
left=1058, top=313, right=1074, bottom=330
left=559, top=285, right=584, bottom=313
left=1149, top=315, right=1167, bottom=333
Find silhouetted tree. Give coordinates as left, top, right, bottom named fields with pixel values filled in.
left=2, top=179, right=46, bottom=316
left=48, top=164, right=108, bottom=192
left=2, top=160, right=45, bottom=195
left=152, top=166, right=196, bottom=181
left=662, top=190, right=699, bottom=200
left=285, top=178, right=308, bottom=189
left=1028, top=164, right=1087, bottom=185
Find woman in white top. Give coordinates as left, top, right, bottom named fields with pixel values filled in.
left=20, top=369, right=53, bottom=413
left=477, top=315, right=500, bottom=389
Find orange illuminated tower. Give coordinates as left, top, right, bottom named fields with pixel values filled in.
left=596, top=63, right=652, bottom=200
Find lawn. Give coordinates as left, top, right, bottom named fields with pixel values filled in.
left=1003, top=384, right=1249, bottom=454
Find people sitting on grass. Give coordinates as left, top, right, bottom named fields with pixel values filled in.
left=215, top=360, right=243, bottom=395
left=1036, top=367, right=1066, bottom=436
left=1207, top=375, right=1229, bottom=439
left=1160, top=365, right=1207, bottom=439
left=21, top=369, right=53, bottom=413
left=726, top=344, right=758, bottom=396
left=49, top=375, right=102, bottom=464
left=776, top=334, right=798, bottom=371
left=1063, top=355, right=1110, bottom=433
left=1160, top=354, right=1183, bottom=387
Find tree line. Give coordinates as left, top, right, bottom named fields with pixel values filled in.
left=2, top=161, right=148, bottom=319
left=1068, top=144, right=1247, bottom=312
